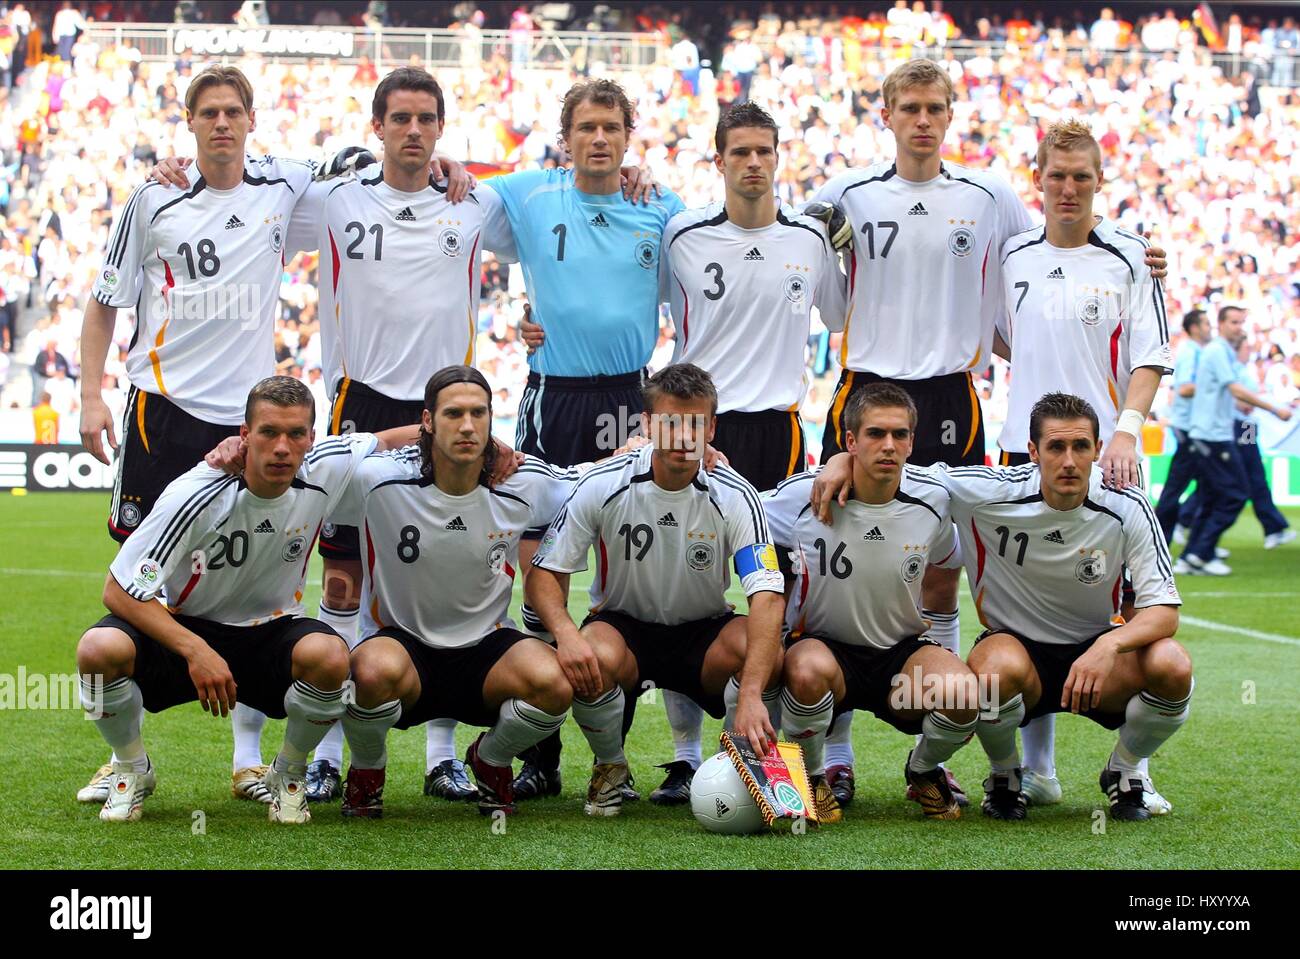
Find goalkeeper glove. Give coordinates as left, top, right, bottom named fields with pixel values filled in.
left=315, top=146, right=377, bottom=182
left=804, top=201, right=854, bottom=253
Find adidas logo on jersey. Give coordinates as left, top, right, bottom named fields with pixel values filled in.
left=863, top=526, right=886, bottom=541
left=908, top=203, right=928, bottom=216
left=1043, top=529, right=1066, bottom=544
left=1048, top=267, right=1065, bottom=279
left=225, top=215, right=245, bottom=230
left=657, top=512, right=678, bottom=527
left=590, top=212, right=610, bottom=228
left=254, top=519, right=275, bottom=533
left=445, top=515, right=467, bottom=531
left=396, top=207, right=416, bottom=222
left=744, top=247, right=764, bottom=261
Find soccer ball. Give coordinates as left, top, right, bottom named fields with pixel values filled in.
left=689, top=752, right=765, bottom=835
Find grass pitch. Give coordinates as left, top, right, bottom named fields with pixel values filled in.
left=1, top=492, right=1297, bottom=869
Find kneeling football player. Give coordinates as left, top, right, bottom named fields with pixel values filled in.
left=527, top=364, right=787, bottom=818
left=75, top=377, right=416, bottom=824
left=768, top=384, right=977, bottom=822
left=816, top=392, right=1193, bottom=821
left=336, top=367, right=577, bottom=818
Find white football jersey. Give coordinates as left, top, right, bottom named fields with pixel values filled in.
left=533, top=445, right=784, bottom=625
left=662, top=202, right=848, bottom=413
left=998, top=218, right=1172, bottom=453
left=934, top=463, right=1181, bottom=645
left=763, top=467, right=959, bottom=649
left=292, top=170, right=517, bottom=402
left=110, top=433, right=377, bottom=627
left=331, top=452, right=579, bottom=649
left=91, top=155, right=316, bottom=425
left=811, top=161, right=1033, bottom=379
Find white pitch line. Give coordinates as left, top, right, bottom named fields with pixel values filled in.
left=1180, top=615, right=1300, bottom=648
left=0, top=567, right=104, bottom=579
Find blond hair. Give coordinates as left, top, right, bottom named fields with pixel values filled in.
left=1036, top=118, right=1101, bottom=172
left=184, top=65, right=255, bottom=117
left=882, top=58, right=953, bottom=111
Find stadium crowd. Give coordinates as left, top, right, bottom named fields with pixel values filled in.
left=1, top=0, right=1298, bottom=453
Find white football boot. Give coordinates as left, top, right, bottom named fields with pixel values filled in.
left=1020, top=769, right=1063, bottom=806
left=266, top=765, right=311, bottom=825
left=99, top=761, right=156, bottom=823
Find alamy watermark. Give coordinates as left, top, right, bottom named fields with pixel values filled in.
left=0, top=668, right=103, bottom=719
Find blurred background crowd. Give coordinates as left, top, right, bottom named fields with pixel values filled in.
left=1, top=0, right=1297, bottom=455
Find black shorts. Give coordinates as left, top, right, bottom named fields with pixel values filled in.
left=974, top=627, right=1126, bottom=730
left=92, top=613, right=339, bottom=717
left=109, top=386, right=239, bottom=543
left=788, top=633, right=940, bottom=735
left=820, top=369, right=985, bottom=467
left=583, top=609, right=739, bottom=718
left=319, top=379, right=424, bottom=561
left=713, top=409, right=806, bottom=492
left=516, top=370, right=645, bottom=539
left=997, top=449, right=1032, bottom=467
left=361, top=626, right=531, bottom=729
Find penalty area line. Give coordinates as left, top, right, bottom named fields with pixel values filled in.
left=1180, top=614, right=1300, bottom=648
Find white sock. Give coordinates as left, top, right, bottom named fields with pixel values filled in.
left=1114, top=681, right=1194, bottom=776
left=909, top=710, right=977, bottom=773
left=1021, top=713, right=1057, bottom=778
left=663, top=689, right=704, bottom=768
left=763, top=687, right=782, bottom=733
left=231, top=703, right=268, bottom=771
left=572, top=686, right=626, bottom=765
left=425, top=717, right=458, bottom=772
left=478, top=699, right=567, bottom=767
left=975, top=693, right=1025, bottom=772
left=83, top=676, right=147, bottom=771
left=317, top=602, right=360, bottom=648
left=824, top=710, right=855, bottom=768
left=279, top=680, right=346, bottom=772
left=342, top=699, right=401, bottom=770
left=780, top=689, right=834, bottom=776
left=723, top=675, right=741, bottom=731
left=312, top=723, right=345, bottom=769
left=923, top=607, right=960, bottom=656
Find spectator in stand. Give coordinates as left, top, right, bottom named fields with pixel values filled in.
left=51, top=1, right=87, bottom=62
left=31, top=389, right=56, bottom=443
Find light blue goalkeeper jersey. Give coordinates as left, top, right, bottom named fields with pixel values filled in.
left=485, top=167, right=684, bottom=377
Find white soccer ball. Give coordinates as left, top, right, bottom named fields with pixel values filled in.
left=689, top=752, right=765, bottom=835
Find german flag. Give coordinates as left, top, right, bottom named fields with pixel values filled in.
left=1194, top=3, right=1224, bottom=50
left=465, top=160, right=514, bottom=180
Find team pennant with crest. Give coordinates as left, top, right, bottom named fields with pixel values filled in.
left=720, top=731, right=818, bottom=829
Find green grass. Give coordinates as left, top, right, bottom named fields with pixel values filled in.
left=2, top=492, right=1298, bottom=869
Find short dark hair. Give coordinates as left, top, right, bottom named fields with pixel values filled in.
left=372, top=66, right=444, bottom=123
left=844, top=383, right=917, bottom=436
left=715, top=101, right=778, bottom=155
left=1182, top=309, right=1206, bottom=334
left=419, top=365, right=496, bottom=484
left=559, top=78, right=636, bottom=139
left=1217, top=304, right=1244, bottom=324
left=642, top=363, right=717, bottom=415
left=1029, top=392, right=1099, bottom=446
left=245, top=375, right=313, bottom=426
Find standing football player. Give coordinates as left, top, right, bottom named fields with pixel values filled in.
left=527, top=364, right=786, bottom=818
left=280, top=67, right=519, bottom=804
left=996, top=118, right=1173, bottom=811
left=75, top=377, right=416, bottom=824
left=75, top=66, right=318, bottom=807
left=765, top=384, right=976, bottom=822
left=481, top=79, right=687, bottom=800
left=640, top=101, right=848, bottom=803
left=807, top=59, right=1166, bottom=810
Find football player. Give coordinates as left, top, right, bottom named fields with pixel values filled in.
left=765, top=384, right=976, bottom=822
left=75, top=376, right=417, bottom=823
left=527, top=364, right=786, bottom=817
